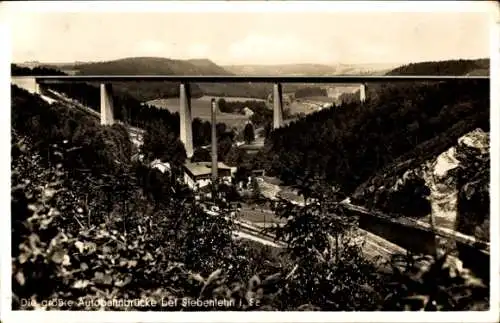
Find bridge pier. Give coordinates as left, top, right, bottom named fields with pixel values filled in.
left=100, top=83, right=115, bottom=125
left=179, top=83, right=194, bottom=158
left=34, top=80, right=41, bottom=95
left=360, top=83, right=367, bottom=103
left=273, top=83, right=283, bottom=129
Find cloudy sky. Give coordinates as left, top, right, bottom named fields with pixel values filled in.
left=5, top=1, right=495, bottom=66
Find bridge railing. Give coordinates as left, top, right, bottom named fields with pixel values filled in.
left=34, top=74, right=490, bottom=158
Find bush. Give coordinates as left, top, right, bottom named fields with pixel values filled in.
left=11, top=130, right=267, bottom=310
left=380, top=252, right=489, bottom=311
left=267, top=180, right=385, bottom=310
left=243, top=123, right=255, bottom=144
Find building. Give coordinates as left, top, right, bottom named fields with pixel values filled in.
left=251, top=169, right=265, bottom=176
left=242, top=107, right=254, bottom=117
left=150, top=159, right=171, bottom=173
left=183, top=161, right=235, bottom=190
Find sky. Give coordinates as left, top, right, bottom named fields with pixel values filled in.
left=4, top=1, right=495, bottom=66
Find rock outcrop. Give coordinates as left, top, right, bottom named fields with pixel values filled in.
left=354, top=128, right=489, bottom=239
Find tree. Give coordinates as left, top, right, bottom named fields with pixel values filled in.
left=234, top=167, right=251, bottom=188
left=263, top=122, right=272, bottom=138
left=218, top=98, right=230, bottom=113
left=217, top=135, right=234, bottom=162
left=224, top=146, right=248, bottom=167
left=249, top=176, right=262, bottom=201
left=142, top=120, right=187, bottom=166
left=294, top=87, right=327, bottom=98
left=268, top=177, right=383, bottom=310
left=243, top=123, right=255, bottom=144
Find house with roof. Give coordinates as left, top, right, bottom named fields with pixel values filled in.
left=150, top=159, right=171, bottom=173
left=242, top=107, right=254, bottom=117
left=183, top=161, right=236, bottom=190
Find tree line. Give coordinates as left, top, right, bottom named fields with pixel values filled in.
left=387, top=58, right=489, bottom=76
left=294, top=86, right=327, bottom=98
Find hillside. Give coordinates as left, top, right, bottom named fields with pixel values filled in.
left=348, top=58, right=490, bottom=241
left=386, top=58, right=489, bottom=76
left=337, top=58, right=490, bottom=105
left=186, top=58, right=232, bottom=74
left=352, top=128, right=489, bottom=240
left=223, top=62, right=397, bottom=76
left=71, top=57, right=231, bottom=76
left=262, top=58, right=489, bottom=194
left=223, top=63, right=338, bottom=76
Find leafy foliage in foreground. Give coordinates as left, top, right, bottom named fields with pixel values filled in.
left=11, top=129, right=271, bottom=310
left=268, top=181, right=385, bottom=310
left=11, top=133, right=490, bottom=311
left=380, top=252, right=489, bottom=311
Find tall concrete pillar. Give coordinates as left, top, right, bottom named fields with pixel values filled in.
left=273, top=83, right=283, bottom=129
left=179, top=83, right=193, bottom=158
left=211, top=99, right=218, bottom=181
left=100, top=83, right=115, bottom=125
left=360, top=83, right=367, bottom=103
left=34, top=79, right=41, bottom=95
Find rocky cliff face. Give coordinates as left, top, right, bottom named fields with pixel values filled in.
left=454, top=129, right=490, bottom=241
left=354, top=128, right=489, bottom=241
left=422, top=128, right=489, bottom=234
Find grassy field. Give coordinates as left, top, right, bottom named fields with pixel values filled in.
left=287, top=101, right=323, bottom=115
left=146, top=92, right=346, bottom=129
left=237, top=203, right=283, bottom=226
left=147, top=96, right=252, bottom=129
left=196, top=95, right=266, bottom=103
left=286, top=100, right=335, bottom=116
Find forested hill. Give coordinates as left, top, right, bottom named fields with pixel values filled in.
left=262, top=59, right=489, bottom=195
left=386, top=58, right=489, bottom=76
left=223, top=62, right=397, bottom=76
left=72, top=57, right=232, bottom=76
left=43, top=57, right=271, bottom=101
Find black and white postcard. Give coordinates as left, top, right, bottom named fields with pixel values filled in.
left=1, top=1, right=498, bottom=323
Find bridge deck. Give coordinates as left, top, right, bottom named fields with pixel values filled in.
left=35, top=75, right=490, bottom=84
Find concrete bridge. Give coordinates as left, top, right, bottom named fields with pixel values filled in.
left=27, top=74, right=489, bottom=159
left=11, top=76, right=146, bottom=146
